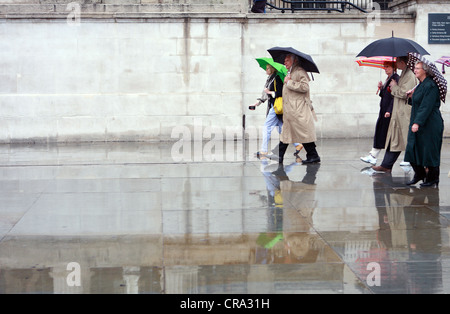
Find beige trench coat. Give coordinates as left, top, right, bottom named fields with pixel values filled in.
left=280, top=65, right=317, bottom=144
left=385, top=67, right=417, bottom=152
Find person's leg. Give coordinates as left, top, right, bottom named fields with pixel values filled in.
left=277, top=141, right=289, bottom=164
left=421, top=166, right=440, bottom=187
left=260, top=108, right=278, bottom=154
left=293, top=143, right=303, bottom=156
left=379, top=148, right=401, bottom=170
left=361, top=148, right=381, bottom=165
left=406, top=163, right=427, bottom=185
left=302, top=142, right=320, bottom=164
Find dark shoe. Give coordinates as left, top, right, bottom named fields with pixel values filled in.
left=372, top=165, right=391, bottom=173
left=420, top=180, right=439, bottom=188
left=406, top=177, right=425, bottom=185
left=302, top=157, right=321, bottom=165
left=421, top=166, right=440, bottom=187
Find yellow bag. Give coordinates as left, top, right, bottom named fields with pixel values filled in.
left=273, top=79, right=283, bottom=114
left=274, top=97, right=283, bottom=114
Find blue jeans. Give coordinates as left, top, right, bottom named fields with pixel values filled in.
left=261, top=107, right=299, bottom=152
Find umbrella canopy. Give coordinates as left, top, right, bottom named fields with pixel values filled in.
left=435, top=56, right=450, bottom=74
left=407, top=52, right=447, bottom=103
left=267, top=46, right=320, bottom=73
left=255, top=57, right=288, bottom=81
left=356, top=56, right=397, bottom=69
left=356, top=36, right=429, bottom=58
left=256, top=232, right=284, bottom=249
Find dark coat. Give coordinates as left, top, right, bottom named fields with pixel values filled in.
left=266, top=74, right=283, bottom=121
left=405, top=76, right=444, bottom=167
left=373, top=73, right=399, bottom=149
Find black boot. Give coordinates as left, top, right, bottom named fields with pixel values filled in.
left=406, top=163, right=426, bottom=185
left=302, top=142, right=321, bottom=164
left=277, top=142, right=289, bottom=164
left=420, top=166, right=440, bottom=187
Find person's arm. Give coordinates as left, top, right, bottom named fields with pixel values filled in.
left=285, top=71, right=309, bottom=93
left=390, top=72, right=416, bottom=101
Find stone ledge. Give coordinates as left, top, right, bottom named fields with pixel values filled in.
left=0, top=6, right=413, bottom=21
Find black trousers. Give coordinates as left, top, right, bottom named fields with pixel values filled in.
left=278, top=141, right=318, bottom=163
left=380, top=149, right=401, bottom=169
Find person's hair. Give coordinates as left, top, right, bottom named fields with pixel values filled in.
left=266, top=64, right=276, bottom=75
left=397, top=56, right=408, bottom=64
left=383, top=61, right=397, bottom=70
left=287, top=54, right=300, bottom=65
left=415, top=61, right=435, bottom=77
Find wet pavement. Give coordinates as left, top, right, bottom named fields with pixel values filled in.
left=0, top=138, right=449, bottom=294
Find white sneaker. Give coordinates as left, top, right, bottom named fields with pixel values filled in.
left=400, top=161, right=410, bottom=166
left=360, top=155, right=377, bottom=165
left=361, top=167, right=376, bottom=176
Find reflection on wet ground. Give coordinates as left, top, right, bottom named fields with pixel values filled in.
left=0, top=138, right=449, bottom=294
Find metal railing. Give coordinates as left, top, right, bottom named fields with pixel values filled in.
left=265, top=0, right=393, bottom=13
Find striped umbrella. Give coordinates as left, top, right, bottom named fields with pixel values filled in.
left=407, top=52, right=447, bottom=103
left=356, top=56, right=396, bottom=69
left=435, top=56, right=450, bottom=74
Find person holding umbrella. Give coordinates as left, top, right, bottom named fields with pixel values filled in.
left=251, top=58, right=302, bottom=158
left=360, top=60, right=399, bottom=167
left=371, top=56, right=417, bottom=172
left=278, top=53, right=320, bottom=165
left=405, top=60, right=445, bottom=187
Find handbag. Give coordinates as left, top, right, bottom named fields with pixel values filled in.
left=273, top=78, right=283, bottom=114
left=274, top=97, right=283, bottom=115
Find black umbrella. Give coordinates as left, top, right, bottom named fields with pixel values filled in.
left=407, top=52, right=447, bottom=103
left=356, top=36, right=429, bottom=58
left=268, top=47, right=320, bottom=73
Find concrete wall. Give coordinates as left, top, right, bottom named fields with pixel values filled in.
left=1, top=0, right=449, bottom=143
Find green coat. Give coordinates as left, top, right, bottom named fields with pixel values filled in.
left=405, top=76, right=444, bottom=167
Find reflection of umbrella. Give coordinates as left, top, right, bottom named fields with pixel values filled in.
left=407, top=52, right=447, bottom=103
left=255, top=57, right=288, bottom=81
left=356, top=56, right=397, bottom=69
left=356, top=36, right=429, bottom=58
left=256, top=232, right=283, bottom=249
left=267, top=46, right=320, bottom=73
left=435, top=56, right=450, bottom=74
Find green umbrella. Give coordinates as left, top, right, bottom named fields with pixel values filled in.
left=255, top=57, right=288, bottom=81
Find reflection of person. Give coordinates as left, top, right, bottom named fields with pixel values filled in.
left=372, top=57, right=417, bottom=172
left=405, top=61, right=444, bottom=187
left=361, top=61, right=399, bottom=166
left=253, top=65, right=302, bottom=158
left=370, top=173, right=442, bottom=293
left=277, top=54, right=320, bottom=165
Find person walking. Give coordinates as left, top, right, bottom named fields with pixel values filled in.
left=253, top=64, right=303, bottom=158
left=277, top=53, right=320, bottom=165
left=372, top=56, right=417, bottom=173
left=405, top=61, right=444, bottom=187
left=361, top=61, right=399, bottom=166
